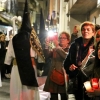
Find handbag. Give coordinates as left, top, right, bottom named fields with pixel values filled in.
left=50, top=68, right=65, bottom=85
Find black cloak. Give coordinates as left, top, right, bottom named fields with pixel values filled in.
left=12, top=0, right=38, bottom=87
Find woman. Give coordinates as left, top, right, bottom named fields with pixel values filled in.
left=43, top=31, right=70, bottom=100
left=95, top=29, right=100, bottom=44
left=64, top=21, right=95, bottom=100
left=71, top=25, right=80, bottom=43
left=86, top=41, right=100, bottom=100
left=0, top=33, right=7, bottom=80
left=81, top=28, right=100, bottom=78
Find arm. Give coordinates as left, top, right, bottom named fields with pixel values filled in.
left=4, top=40, right=14, bottom=65
left=80, top=50, right=95, bottom=77
left=63, top=43, right=78, bottom=78
left=43, top=48, right=53, bottom=59
left=86, top=89, right=100, bottom=97
left=81, top=56, right=95, bottom=77
left=63, top=53, right=72, bottom=74
left=56, top=46, right=67, bottom=59
left=53, top=38, right=68, bottom=59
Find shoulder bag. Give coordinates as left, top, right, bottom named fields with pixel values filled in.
left=50, top=68, right=65, bottom=85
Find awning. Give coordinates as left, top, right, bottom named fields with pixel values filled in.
left=69, top=0, right=97, bottom=15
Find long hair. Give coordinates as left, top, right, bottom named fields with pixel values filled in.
left=94, top=41, right=100, bottom=68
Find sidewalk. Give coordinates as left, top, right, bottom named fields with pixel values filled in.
left=0, top=76, right=50, bottom=100
left=0, top=79, right=10, bottom=100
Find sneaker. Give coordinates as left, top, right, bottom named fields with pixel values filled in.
left=5, top=74, right=10, bottom=78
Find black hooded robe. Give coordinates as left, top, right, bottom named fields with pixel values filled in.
left=13, top=30, right=38, bottom=87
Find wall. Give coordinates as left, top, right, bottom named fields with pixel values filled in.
left=90, top=8, right=100, bottom=25
left=59, top=0, right=70, bottom=34
left=69, top=14, right=87, bottom=36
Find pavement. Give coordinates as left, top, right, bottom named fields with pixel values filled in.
left=0, top=77, right=67, bottom=100
left=0, top=76, right=49, bottom=100
left=0, top=78, right=10, bottom=100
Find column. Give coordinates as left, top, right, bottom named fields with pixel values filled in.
left=59, top=0, right=65, bottom=34
left=59, top=0, right=70, bottom=35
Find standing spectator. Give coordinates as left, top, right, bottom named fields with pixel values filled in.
left=5, top=34, right=14, bottom=79
left=41, top=37, right=52, bottom=76
left=43, top=31, right=70, bottom=100
left=64, top=21, right=95, bottom=100
left=0, top=32, right=7, bottom=80
left=95, top=29, right=100, bottom=44
left=86, top=41, right=100, bottom=100
left=81, top=28, right=100, bottom=82
left=71, top=25, right=80, bottom=43
left=95, top=24, right=100, bottom=32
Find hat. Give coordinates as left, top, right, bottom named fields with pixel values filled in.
left=20, top=0, right=32, bottom=33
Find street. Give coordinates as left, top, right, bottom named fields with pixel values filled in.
left=0, top=76, right=50, bottom=100
left=0, top=79, right=10, bottom=100
left=0, top=77, right=73, bottom=100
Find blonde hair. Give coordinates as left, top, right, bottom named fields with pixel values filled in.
left=0, top=33, right=5, bottom=37
left=74, top=25, right=80, bottom=31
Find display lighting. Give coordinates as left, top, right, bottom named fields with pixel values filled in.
left=84, top=81, right=93, bottom=92
left=47, top=30, right=58, bottom=42
left=48, top=30, right=54, bottom=37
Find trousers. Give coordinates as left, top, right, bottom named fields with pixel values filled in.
left=50, top=93, right=67, bottom=100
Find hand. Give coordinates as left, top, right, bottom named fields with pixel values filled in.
left=86, top=90, right=95, bottom=97
left=53, top=40, right=59, bottom=47
left=88, top=46, right=94, bottom=55
left=69, top=64, right=78, bottom=71
left=45, top=38, right=49, bottom=48
left=86, top=89, right=100, bottom=97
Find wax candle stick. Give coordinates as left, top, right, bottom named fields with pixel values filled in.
left=84, top=81, right=92, bottom=92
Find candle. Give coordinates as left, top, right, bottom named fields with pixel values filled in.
left=84, top=81, right=92, bottom=92
left=91, top=78, right=99, bottom=89
left=99, top=79, right=100, bottom=88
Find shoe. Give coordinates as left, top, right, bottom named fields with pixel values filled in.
left=5, top=74, right=10, bottom=78
left=37, top=70, right=44, bottom=77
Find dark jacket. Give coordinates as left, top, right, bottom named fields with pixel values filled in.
left=71, top=33, right=78, bottom=43
left=64, top=37, right=94, bottom=100
left=0, top=41, right=6, bottom=71
left=13, top=31, right=38, bottom=87
left=81, top=51, right=95, bottom=78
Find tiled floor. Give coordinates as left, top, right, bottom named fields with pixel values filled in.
left=0, top=77, right=48, bottom=100
left=0, top=76, right=75, bottom=100
left=0, top=79, right=10, bottom=100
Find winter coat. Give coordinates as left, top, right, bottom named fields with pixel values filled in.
left=43, top=46, right=68, bottom=93
left=81, top=51, right=95, bottom=78
left=0, top=41, right=6, bottom=71
left=71, top=33, right=78, bottom=43
left=64, top=37, right=94, bottom=100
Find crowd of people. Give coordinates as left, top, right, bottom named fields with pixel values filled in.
left=1, top=1, right=100, bottom=100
